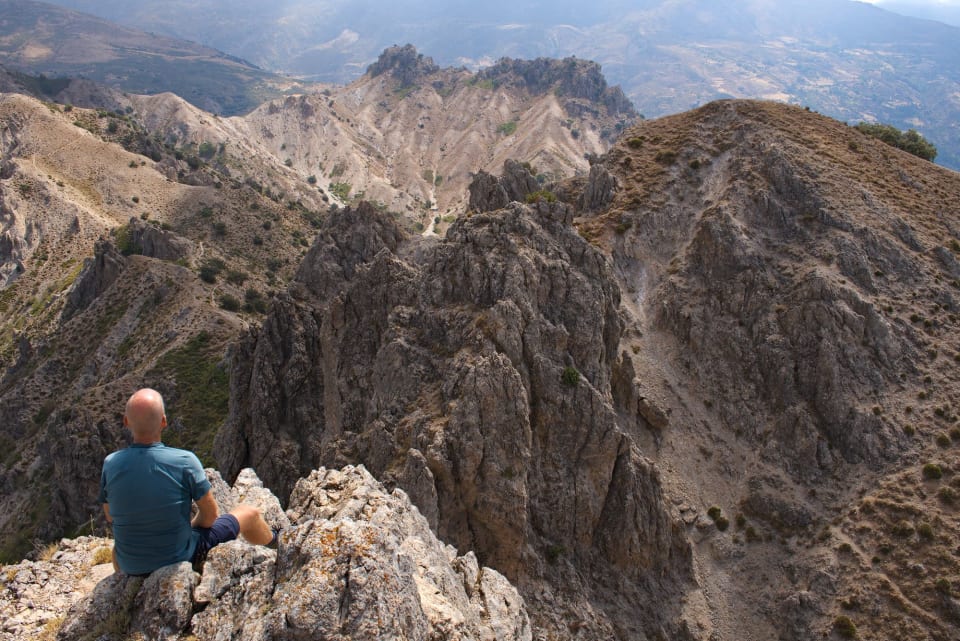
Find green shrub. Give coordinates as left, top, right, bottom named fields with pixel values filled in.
left=854, top=122, right=937, bottom=161
left=525, top=190, right=557, bottom=204
left=114, top=224, right=142, bottom=256
left=655, top=150, right=677, bottom=165
left=833, top=615, right=857, bottom=639
left=935, top=578, right=953, bottom=595
left=936, top=433, right=952, bottom=448
left=198, top=258, right=225, bottom=284
left=892, top=520, right=915, bottom=538
left=923, top=463, right=944, bottom=480
left=937, top=486, right=957, bottom=505
left=917, top=522, right=934, bottom=540
left=561, top=366, right=580, bottom=387
left=198, top=142, right=216, bottom=159
left=545, top=544, right=565, bottom=564
left=218, top=294, right=241, bottom=312
left=225, top=270, right=248, bottom=286
left=497, top=121, right=518, bottom=136
left=330, top=182, right=351, bottom=201
left=244, top=288, right=268, bottom=313
left=626, top=137, right=644, bottom=149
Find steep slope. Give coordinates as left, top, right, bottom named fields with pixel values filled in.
left=0, top=91, right=321, bottom=561
left=218, top=200, right=693, bottom=639
left=218, top=46, right=634, bottom=228
left=574, top=99, right=960, bottom=639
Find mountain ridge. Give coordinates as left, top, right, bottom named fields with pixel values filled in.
left=33, top=0, right=960, bottom=169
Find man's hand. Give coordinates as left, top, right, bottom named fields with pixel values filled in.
left=191, top=490, right=219, bottom=529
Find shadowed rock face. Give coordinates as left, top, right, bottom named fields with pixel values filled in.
left=217, top=200, right=691, bottom=638
left=468, top=159, right=540, bottom=213
left=62, top=239, right=127, bottom=320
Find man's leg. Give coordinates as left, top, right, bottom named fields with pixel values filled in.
left=228, top=504, right=274, bottom=545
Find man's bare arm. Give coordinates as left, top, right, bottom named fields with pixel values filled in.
left=102, top=503, right=112, bottom=524
left=192, top=490, right=219, bottom=528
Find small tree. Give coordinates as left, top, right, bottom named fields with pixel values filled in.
left=854, top=122, right=937, bottom=161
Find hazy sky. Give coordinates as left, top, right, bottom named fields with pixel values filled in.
left=864, top=0, right=960, bottom=4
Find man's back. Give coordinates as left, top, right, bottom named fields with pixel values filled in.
left=99, top=442, right=210, bottom=575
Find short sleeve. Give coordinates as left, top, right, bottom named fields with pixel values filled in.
left=184, top=453, right=212, bottom=500
left=96, top=466, right=108, bottom=504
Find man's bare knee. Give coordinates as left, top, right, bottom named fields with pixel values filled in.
left=228, top=504, right=258, bottom=524
left=228, top=504, right=272, bottom=545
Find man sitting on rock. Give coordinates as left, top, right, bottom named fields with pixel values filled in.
left=99, top=388, right=276, bottom=575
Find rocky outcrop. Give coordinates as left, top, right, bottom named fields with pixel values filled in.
left=125, top=217, right=194, bottom=262
left=62, top=238, right=127, bottom=320
left=477, top=57, right=637, bottom=118
left=468, top=160, right=540, bottom=212
left=579, top=161, right=618, bottom=212
left=217, top=200, right=692, bottom=638
left=367, top=44, right=441, bottom=87
left=0, top=466, right=530, bottom=641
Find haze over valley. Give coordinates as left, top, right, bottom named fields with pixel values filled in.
left=32, top=0, right=960, bottom=169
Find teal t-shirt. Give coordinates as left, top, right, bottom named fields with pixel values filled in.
left=98, top=443, right=212, bottom=575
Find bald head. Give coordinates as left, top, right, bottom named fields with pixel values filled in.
left=124, top=388, right=167, bottom=443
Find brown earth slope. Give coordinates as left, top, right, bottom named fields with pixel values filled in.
left=577, top=99, right=960, bottom=640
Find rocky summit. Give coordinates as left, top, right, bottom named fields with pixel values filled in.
left=1, top=465, right=530, bottom=641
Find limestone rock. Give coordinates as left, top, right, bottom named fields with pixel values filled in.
left=56, top=563, right=199, bottom=641
left=366, top=44, right=440, bottom=87
left=205, top=467, right=291, bottom=532
left=218, top=201, right=692, bottom=638
left=125, top=217, right=195, bottom=262
left=468, top=160, right=539, bottom=212
left=194, top=465, right=531, bottom=641
left=4, top=467, right=530, bottom=641
left=0, top=537, right=114, bottom=641
left=579, top=162, right=618, bottom=212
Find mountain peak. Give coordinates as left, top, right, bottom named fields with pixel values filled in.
left=367, top=44, right=440, bottom=85
left=476, top=56, right=637, bottom=118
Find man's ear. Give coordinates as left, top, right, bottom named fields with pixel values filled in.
left=123, top=415, right=129, bottom=427
left=160, top=414, right=168, bottom=429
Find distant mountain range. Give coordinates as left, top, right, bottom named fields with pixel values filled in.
left=0, top=0, right=307, bottom=114
left=30, top=0, right=960, bottom=170
left=872, top=0, right=960, bottom=27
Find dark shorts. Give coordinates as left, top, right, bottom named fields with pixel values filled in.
left=191, top=513, right=240, bottom=566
